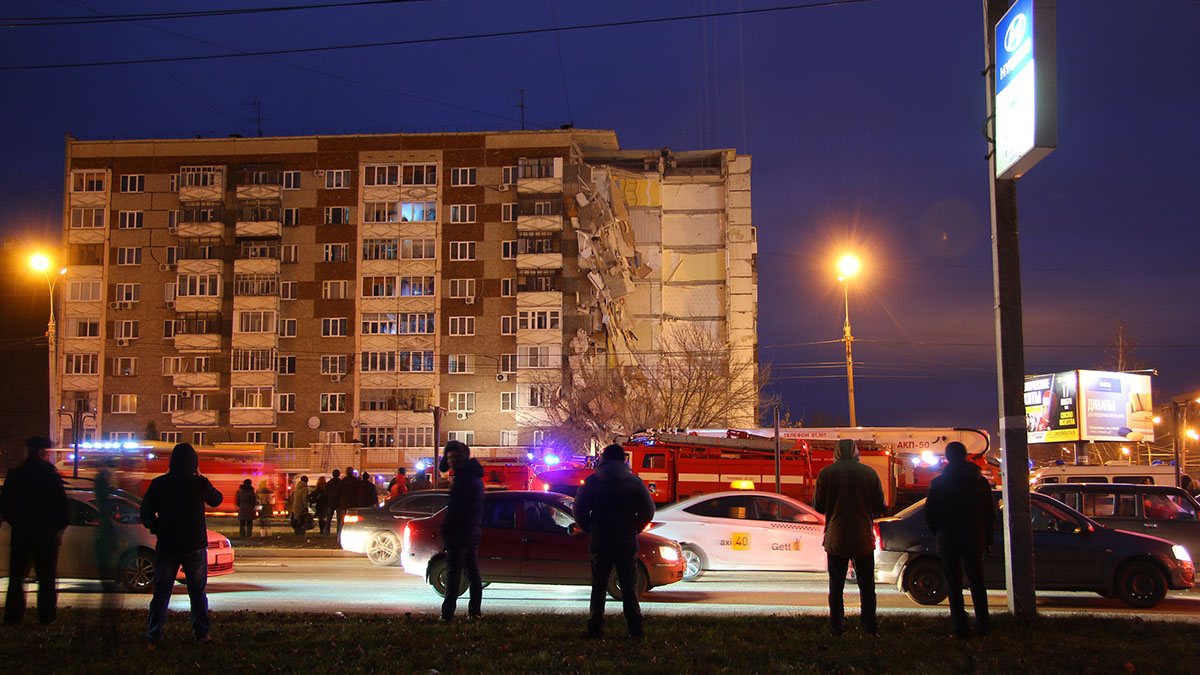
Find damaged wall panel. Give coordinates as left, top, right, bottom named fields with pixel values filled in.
left=662, top=212, right=723, bottom=247
left=662, top=285, right=726, bottom=318
left=661, top=182, right=725, bottom=211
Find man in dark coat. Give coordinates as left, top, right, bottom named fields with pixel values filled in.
left=813, top=438, right=886, bottom=636
left=0, top=436, right=69, bottom=625
left=438, top=440, right=485, bottom=621
left=327, top=469, right=343, bottom=538
left=235, top=479, right=256, bottom=538
left=335, top=467, right=358, bottom=538
left=925, top=441, right=996, bottom=639
left=359, top=471, right=379, bottom=507
left=574, top=443, right=656, bottom=639
left=140, top=443, right=223, bottom=644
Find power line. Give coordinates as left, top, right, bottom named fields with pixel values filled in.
left=1, top=0, right=879, bottom=71
left=0, top=0, right=430, bottom=28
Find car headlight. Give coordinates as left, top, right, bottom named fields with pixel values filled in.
left=659, top=545, right=679, bottom=562
left=1171, top=544, right=1192, bottom=564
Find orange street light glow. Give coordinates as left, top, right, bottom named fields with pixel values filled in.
left=837, top=254, right=861, bottom=280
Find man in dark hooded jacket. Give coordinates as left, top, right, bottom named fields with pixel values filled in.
left=813, top=438, right=885, bottom=636
left=1, top=436, right=69, bottom=625
left=140, top=443, right=223, bottom=643
left=925, top=441, right=996, bottom=639
left=574, top=443, right=656, bottom=639
left=438, top=440, right=485, bottom=621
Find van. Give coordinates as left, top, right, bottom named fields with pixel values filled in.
left=1034, top=483, right=1200, bottom=560
left=1030, top=462, right=1177, bottom=487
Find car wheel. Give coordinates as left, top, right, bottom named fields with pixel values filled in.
left=903, top=558, right=947, bottom=605
left=119, top=550, right=155, bottom=593
left=428, top=558, right=468, bottom=598
left=607, top=564, right=649, bottom=601
left=681, top=545, right=707, bottom=582
left=1114, top=560, right=1167, bottom=608
left=366, top=532, right=401, bottom=566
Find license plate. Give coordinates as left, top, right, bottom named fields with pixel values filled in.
left=216, top=554, right=232, bottom=566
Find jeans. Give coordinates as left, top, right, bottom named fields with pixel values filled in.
left=588, top=551, right=642, bottom=636
left=318, top=509, right=333, bottom=536
left=441, top=545, right=483, bottom=619
left=826, top=553, right=877, bottom=633
left=147, top=548, right=209, bottom=641
left=4, top=532, right=60, bottom=625
left=940, top=547, right=989, bottom=637
left=335, top=509, right=347, bottom=539
left=239, top=520, right=253, bottom=538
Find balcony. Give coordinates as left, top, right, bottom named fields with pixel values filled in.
left=173, top=371, right=220, bottom=389
left=174, top=295, right=221, bottom=314
left=171, top=409, right=219, bottom=427
left=178, top=203, right=225, bottom=238
left=235, top=201, right=282, bottom=238
left=235, top=165, right=282, bottom=202
left=179, top=166, right=225, bottom=203
left=230, top=408, right=276, bottom=427
left=516, top=252, right=563, bottom=270
left=173, top=332, right=221, bottom=352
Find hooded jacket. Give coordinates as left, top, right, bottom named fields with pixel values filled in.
left=236, top=483, right=257, bottom=520
left=440, top=458, right=485, bottom=547
left=812, top=439, right=886, bottom=558
left=925, top=458, right=996, bottom=554
left=140, top=445, right=223, bottom=554
left=0, top=452, right=68, bottom=536
left=574, top=458, right=656, bottom=555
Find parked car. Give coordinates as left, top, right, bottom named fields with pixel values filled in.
left=1034, top=483, right=1200, bottom=560
left=400, top=490, right=684, bottom=599
left=875, top=491, right=1194, bottom=608
left=0, top=488, right=233, bottom=592
left=647, top=491, right=826, bottom=581
left=340, top=490, right=451, bottom=566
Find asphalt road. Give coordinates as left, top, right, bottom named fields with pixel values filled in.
left=41, top=555, right=1200, bottom=622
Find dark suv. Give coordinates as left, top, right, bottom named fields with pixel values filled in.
left=1034, top=483, right=1200, bottom=561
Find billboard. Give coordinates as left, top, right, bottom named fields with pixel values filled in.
left=994, top=0, right=1057, bottom=179
left=1025, top=370, right=1155, bottom=444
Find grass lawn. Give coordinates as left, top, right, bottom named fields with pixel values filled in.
left=1, top=609, right=1196, bottom=673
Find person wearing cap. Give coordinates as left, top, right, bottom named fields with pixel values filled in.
left=813, top=438, right=885, bottom=637
left=574, top=443, right=655, bottom=639
left=438, top=440, right=485, bottom=621
left=0, top=436, right=69, bottom=625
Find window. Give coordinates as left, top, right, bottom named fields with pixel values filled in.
left=402, top=164, right=437, bottom=186
left=448, top=279, right=476, bottom=299
left=324, top=206, right=351, bottom=225
left=500, top=279, right=515, bottom=297
left=361, top=388, right=432, bottom=412
left=519, top=345, right=558, bottom=369
left=500, top=316, right=517, bottom=335
left=361, top=426, right=397, bottom=448
left=519, top=233, right=558, bottom=254
left=279, top=318, right=297, bottom=338
left=517, top=384, right=553, bottom=408
left=232, top=348, right=275, bottom=372
left=450, top=168, right=476, bottom=186
left=273, top=431, right=295, bottom=447
left=499, top=430, right=519, bottom=446
left=279, top=281, right=297, bottom=300
left=1080, top=492, right=1134, bottom=518
left=177, top=274, right=219, bottom=297
left=236, top=310, right=276, bottom=333
left=276, top=355, right=296, bottom=374
left=449, top=316, right=475, bottom=336
left=70, top=207, right=105, bottom=229
left=322, top=280, right=349, bottom=299
left=161, top=357, right=184, bottom=375
left=362, top=276, right=396, bottom=298
left=277, top=393, right=295, bottom=413
left=322, top=318, right=348, bottom=337
left=400, top=238, right=436, bottom=259
left=320, top=355, right=348, bottom=375
left=161, top=394, right=178, bottom=413
left=447, top=431, right=474, bottom=446
left=320, top=393, right=347, bottom=413
left=399, top=313, right=434, bottom=334
left=398, top=350, right=435, bottom=372
left=501, top=240, right=517, bottom=259
left=501, top=204, right=517, bottom=223
left=282, top=171, right=301, bottom=189
left=449, top=204, right=476, bottom=223
left=361, top=313, right=397, bottom=335
left=234, top=273, right=278, bottom=296
left=518, top=310, right=561, bottom=330
left=324, top=170, right=351, bottom=189
left=360, top=351, right=396, bottom=373
left=683, top=496, right=752, bottom=519
left=447, top=354, right=474, bottom=374
left=165, top=246, right=179, bottom=265
left=163, top=320, right=176, bottom=338
left=449, top=241, right=476, bottom=261
left=500, top=354, right=517, bottom=373
left=119, top=175, right=144, bottom=193
left=66, top=318, right=101, bottom=338
left=397, top=427, right=434, bottom=446
left=1030, top=502, right=1077, bottom=534
left=501, top=166, right=518, bottom=185
left=112, top=357, right=137, bottom=376
left=363, top=238, right=398, bottom=260
left=232, top=387, right=273, bottom=409
left=110, top=394, right=137, bottom=414
left=72, top=171, right=106, bottom=192
left=323, top=243, right=350, bottom=262
left=500, top=392, right=516, bottom=412
left=159, top=432, right=180, bottom=444
left=448, top=392, right=475, bottom=413
left=282, top=208, right=299, bottom=226
left=64, top=353, right=99, bottom=375
left=114, top=283, right=141, bottom=302
left=400, top=276, right=434, bottom=297
left=518, top=270, right=559, bottom=292
left=114, top=320, right=139, bottom=340
left=193, top=357, right=212, bottom=372
left=118, top=211, right=144, bottom=229
left=192, top=431, right=208, bottom=445
left=400, top=202, right=436, bottom=222
left=281, top=245, right=298, bottom=263
left=68, top=280, right=101, bottom=302
left=245, top=431, right=263, bottom=443
left=364, top=201, right=399, bottom=223
left=518, top=156, right=556, bottom=179
left=364, top=164, right=400, bottom=186
left=181, top=166, right=221, bottom=187
left=319, top=431, right=344, bottom=443
left=70, top=244, right=103, bottom=265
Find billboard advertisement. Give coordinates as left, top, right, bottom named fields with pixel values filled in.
left=994, top=0, right=1057, bottom=179
left=1025, top=370, right=1155, bottom=444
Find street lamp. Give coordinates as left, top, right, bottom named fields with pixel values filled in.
left=837, top=254, right=861, bottom=426
left=30, top=253, right=67, bottom=443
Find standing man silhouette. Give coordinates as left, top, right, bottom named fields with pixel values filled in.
left=1, top=437, right=69, bottom=625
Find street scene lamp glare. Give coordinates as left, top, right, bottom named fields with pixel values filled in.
left=30, top=252, right=68, bottom=444
left=836, top=254, right=860, bottom=281
left=836, top=253, right=861, bottom=426
left=1188, top=430, right=1200, bottom=441
left=30, top=253, right=50, bottom=271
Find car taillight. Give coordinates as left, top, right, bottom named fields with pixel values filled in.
left=873, top=523, right=882, bottom=551
left=541, top=483, right=551, bottom=492
left=343, top=514, right=360, bottom=524
left=645, top=521, right=665, bottom=531
left=402, top=523, right=411, bottom=550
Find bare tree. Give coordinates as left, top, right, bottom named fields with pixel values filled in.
left=1096, top=321, right=1152, bottom=373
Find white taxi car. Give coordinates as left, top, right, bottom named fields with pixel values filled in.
left=648, top=491, right=826, bottom=581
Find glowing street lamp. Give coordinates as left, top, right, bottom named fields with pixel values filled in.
left=30, top=253, right=67, bottom=443
left=837, top=254, right=861, bottom=426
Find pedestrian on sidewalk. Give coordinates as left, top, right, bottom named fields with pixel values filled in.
left=141, top=442, right=223, bottom=644
left=359, top=471, right=379, bottom=507
left=575, top=443, right=655, bottom=639
left=813, top=438, right=885, bottom=637
left=335, top=467, right=358, bottom=538
left=925, top=441, right=996, bottom=639
left=289, top=476, right=311, bottom=535
left=387, top=467, right=408, bottom=499
left=0, top=436, right=69, bottom=626
left=438, top=440, right=485, bottom=621
left=310, top=476, right=332, bottom=536
left=255, top=480, right=273, bottom=537
left=236, top=479, right=256, bottom=538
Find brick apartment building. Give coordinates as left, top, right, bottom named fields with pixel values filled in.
left=55, top=129, right=756, bottom=473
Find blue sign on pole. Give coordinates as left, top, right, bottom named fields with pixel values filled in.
left=994, top=0, right=1056, bottom=179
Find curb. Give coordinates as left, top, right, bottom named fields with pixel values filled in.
left=235, top=548, right=361, bottom=559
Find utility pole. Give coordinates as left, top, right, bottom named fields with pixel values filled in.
left=431, top=405, right=445, bottom=487
left=517, top=89, right=526, bottom=130
left=983, top=0, right=1036, bottom=620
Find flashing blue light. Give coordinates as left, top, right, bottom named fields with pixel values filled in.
left=526, top=452, right=534, bottom=461
left=910, top=457, right=921, bottom=467
left=122, top=441, right=139, bottom=450
left=415, top=461, right=427, bottom=472
left=79, top=442, right=95, bottom=450
left=544, top=454, right=561, bottom=466
left=146, top=453, right=156, bottom=460
left=68, top=453, right=76, bottom=461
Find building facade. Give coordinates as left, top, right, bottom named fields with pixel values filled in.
left=57, top=130, right=756, bottom=471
